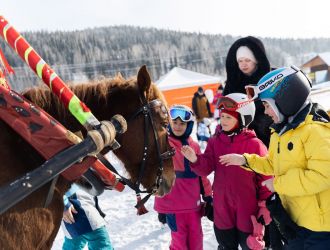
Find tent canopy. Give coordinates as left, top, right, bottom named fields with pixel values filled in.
left=156, top=67, right=221, bottom=91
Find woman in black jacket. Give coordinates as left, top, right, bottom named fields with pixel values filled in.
left=224, top=36, right=273, bottom=147
left=223, top=36, right=284, bottom=250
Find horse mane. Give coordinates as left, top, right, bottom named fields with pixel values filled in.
left=22, top=73, right=166, bottom=123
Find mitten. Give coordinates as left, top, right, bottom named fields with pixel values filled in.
left=247, top=215, right=265, bottom=250
left=257, top=200, right=272, bottom=225
left=202, top=196, right=214, bottom=221
left=251, top=215, right=265, bottom=236
left=247, top=235, right=265, bottom=250
left=158, top=213, right=167, bottom=225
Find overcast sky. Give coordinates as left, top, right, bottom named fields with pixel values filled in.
left=2, top=0, right=330, bottom=38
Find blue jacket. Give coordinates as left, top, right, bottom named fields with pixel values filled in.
left=61, top=184, right=106, bottom=239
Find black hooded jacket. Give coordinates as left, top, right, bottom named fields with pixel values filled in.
left=223, top=36, right=273, bottom=146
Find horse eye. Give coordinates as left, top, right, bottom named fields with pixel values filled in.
left=161, top=105, right=167, bottom=114
left=161, top=121, right=169, bottom=129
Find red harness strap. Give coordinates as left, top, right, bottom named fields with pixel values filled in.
left=0, top=85, right=122, bottom=191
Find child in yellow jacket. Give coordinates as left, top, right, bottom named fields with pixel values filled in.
left=220, top=66, right=330, bottom=250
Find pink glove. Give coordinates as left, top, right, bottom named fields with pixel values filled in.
left=251, top=215, right=264, bottom=236
left=247, top=235, right=265, bottom=250
left=257, top=200, right=272, bottom=225
left=247, top=215, right=265, bottom=250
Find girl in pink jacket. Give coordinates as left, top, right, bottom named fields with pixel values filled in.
left=154, top=104, right=212, bottom=250
left=182, top=94, right=272, bottom=250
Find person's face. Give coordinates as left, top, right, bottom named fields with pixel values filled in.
left=263, top=101, right=279, bottom=123
left=171, top=118, right=188, bottom=136
left=237, top=58, right=257, bottom=76
left=220, top=112, right=238, bottom=131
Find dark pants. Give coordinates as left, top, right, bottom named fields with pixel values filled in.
left=264, top=221, right=286, bottom=250
left=214, top=225, right=249, bottom=250
left=287, top=227, right=330, bottom=250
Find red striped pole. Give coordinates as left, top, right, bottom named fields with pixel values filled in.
left=0, top=16, right=99, bottom=129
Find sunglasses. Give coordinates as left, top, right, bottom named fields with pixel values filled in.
left=169, top=108, right=194, bottom=122
left=245, top=67, right=297, bottom=100
left=217, top=96, right=254, bottom=111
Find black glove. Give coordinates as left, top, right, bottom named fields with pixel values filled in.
left=202, top=196, right=214, bottom=222
left=266, top=193, right=301, bottom=241
left=158, top=213, right=167, bottom=225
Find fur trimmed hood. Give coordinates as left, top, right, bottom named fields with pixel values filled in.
left=223, top=36, right=273, bottom=146
left=224, top=36, right=271, bottom=95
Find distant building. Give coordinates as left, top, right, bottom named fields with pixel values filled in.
left=301, top=52, right=330, bottom=85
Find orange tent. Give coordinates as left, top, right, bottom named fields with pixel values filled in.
left=156, top=67, right=222, bottom=111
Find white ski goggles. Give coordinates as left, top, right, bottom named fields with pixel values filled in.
left=245, top=67, right=298, bottom=100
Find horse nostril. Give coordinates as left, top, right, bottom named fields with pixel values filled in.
left=156, top=179, right=172, bottom=197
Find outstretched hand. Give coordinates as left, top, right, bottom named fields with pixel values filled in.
left=262, top=178, right=275, bottom=192
left=219, top=154, right=246, bottom=166
left=63, top=204, right=78, bottom=224
left=181, top=145, right=197, bottom=163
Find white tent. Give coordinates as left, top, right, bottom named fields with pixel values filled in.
left=156, top=67, right=221, bottom=90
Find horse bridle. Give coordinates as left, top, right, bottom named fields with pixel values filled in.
left=100, top=93, right=175, bottom=208
left=126, top=94, right=175, bottom=207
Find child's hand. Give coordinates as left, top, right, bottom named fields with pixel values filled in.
left=181, top=145, right=197, bottom=163
left=219, top=154, right=246, bottom=166
left=262, top=178, right=275, bottom=192
left=257, top=200, right=272, bottom=225
left=63, top=204, right=77, bottom=224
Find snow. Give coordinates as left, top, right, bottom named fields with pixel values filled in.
left=52, top=123, right=219, bottom=250
left=311, top=84, right=330, bottom=111
left=318, top=52, right=330, bottom=66
left=52, top=186, right=217, bottom=250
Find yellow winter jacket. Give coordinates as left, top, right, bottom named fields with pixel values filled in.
left=244, top=104, right=330, bottom=232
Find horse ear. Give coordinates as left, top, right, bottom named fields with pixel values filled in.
left=137, top=65, right=151, bottom=99
left=116, top=72, right=124, bottom=80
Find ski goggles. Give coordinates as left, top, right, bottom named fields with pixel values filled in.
left=245, top=67, right=298, bottom=100
left=217, top=96, right=253, bottom=111
left=169, top=107, right=194, bottom=122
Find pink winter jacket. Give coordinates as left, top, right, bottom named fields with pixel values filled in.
left=191, top=129, right=271, bottom=232
left=154, top=136, right=212, bottom=214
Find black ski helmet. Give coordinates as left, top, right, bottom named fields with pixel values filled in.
left=256, top=66, right=312, bottom=117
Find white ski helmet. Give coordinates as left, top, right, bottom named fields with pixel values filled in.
left=218, top=93, right=256, bottom=127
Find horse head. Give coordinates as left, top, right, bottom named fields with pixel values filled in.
left=110, top=66, right=175, bottom=196
left=22, top=66, right=176, bottom=197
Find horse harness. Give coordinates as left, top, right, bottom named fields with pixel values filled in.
left=0, top=83, right=173, bottom=210
left=101, top=94, right=175, bottom=209
left=0, top=85, right=114, bottom=208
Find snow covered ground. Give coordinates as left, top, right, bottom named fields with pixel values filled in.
left=52, top=122, right=219, bottom=250
left=52, top=179, right=217, bottom=250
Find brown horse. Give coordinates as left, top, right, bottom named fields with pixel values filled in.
left=0, top=66, right=175, bottom=249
